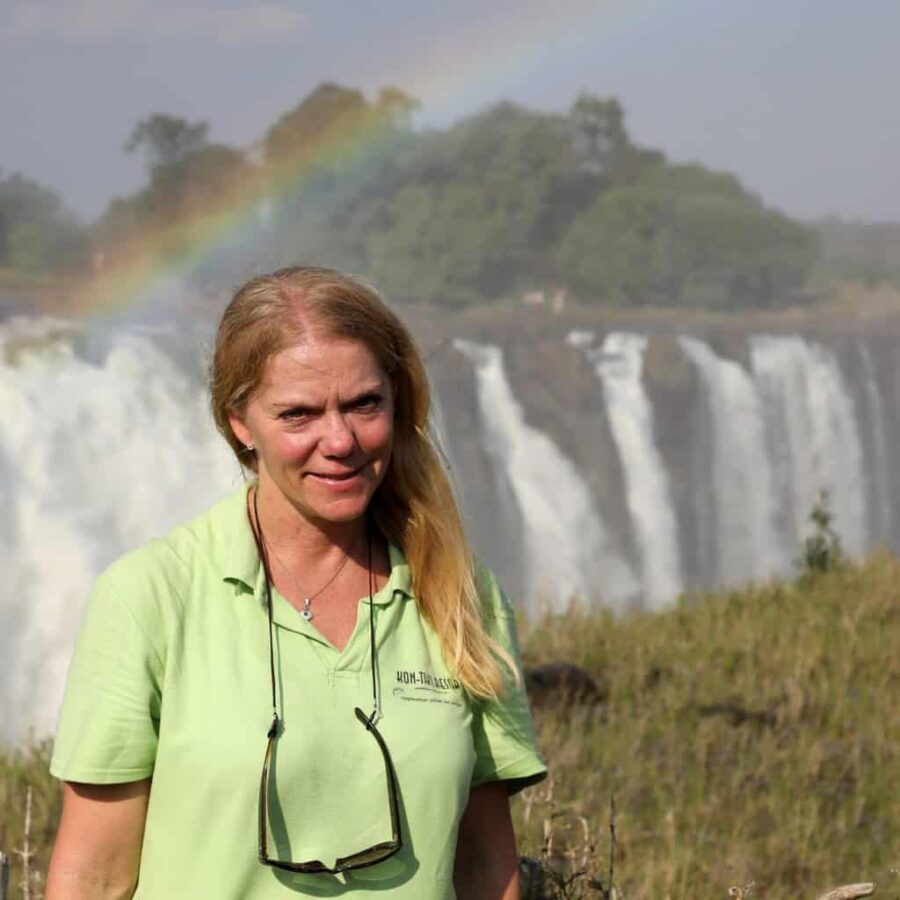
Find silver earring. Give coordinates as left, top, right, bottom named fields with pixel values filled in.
left=245, top=443, right=254, bottom=452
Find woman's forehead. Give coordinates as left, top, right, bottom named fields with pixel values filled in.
left=260, top=335, right=389, bottom=393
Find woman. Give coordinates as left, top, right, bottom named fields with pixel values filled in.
left=46, top=266, right=546, bottom=899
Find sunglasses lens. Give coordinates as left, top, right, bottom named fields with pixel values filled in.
left=335, top=842, right=400, bottom=871
left=259, top=706, right=401, bottom=873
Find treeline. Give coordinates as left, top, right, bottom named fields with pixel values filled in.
left=1, top=83, right=876, bottom=310
left=816, top=217, right=900, bottom=287
left=0, top=171, right=87, bottom=278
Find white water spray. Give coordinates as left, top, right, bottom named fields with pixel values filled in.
left=570, top=330, right=682, bottom=608
left=679, top=337, right=783, bottom=583
left=0, top=318, right=237, bottom=743
left=750, top=335, right=867, bottom=556
left=859, top=343, right=892, bottom=542
left=454, top=339, right=638, bottom=614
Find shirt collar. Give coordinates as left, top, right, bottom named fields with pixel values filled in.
left=221, top=481, right=414, bottom=604
left=383, top=542, right=413, bottom=604
left=222, top=481, right=260, bottom=597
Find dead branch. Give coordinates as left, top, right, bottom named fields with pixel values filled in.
left=1, top=851, right=10, bottom=900
left=13, top=787, right=33, bottom=900
left=817, top=884, right=876, bottom=900
left=607, top=794, right=616, bottom=899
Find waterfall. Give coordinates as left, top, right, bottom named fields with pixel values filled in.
left=0, top=317, right=237, bottom=743
left=858, top=343, right=892, bottom=542
left=2, top=312, right=894, bottom=744
left=453, top=339, right=638, bottom=614
left=749, top=335, right=867, bottom=556
left=426, top=388, right=456, bottom=483
left=678, top=336, right=783, bottom=584
left=570, top=330, right=682, bottom=609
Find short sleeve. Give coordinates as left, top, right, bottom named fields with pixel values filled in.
left=50, top=559, right=165, bottom=784
left=470, top=568, right=547, bottom=796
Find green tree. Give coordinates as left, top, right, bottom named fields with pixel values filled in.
left=798, top=490, right=844, bottom=576
left=124, top=114, right=210, bottom=172
left=0, top=172, right=86, bottom=273
left=151, top=144, right=251, bottom=214
left=558, top=164, right=818, bottom=308
left=569, top=94, right=664, bottom=183
left=366, top=182, right=508, bottom=305
left=91, top=87, right=824, bottom=309
left=816, top=217, right=900, bottom=288
left=362, top=96, right=665, bottom=303
left=570, top=94, right=628, bottom=176
left=364, top=102, right=577, bottom=301
left=263, top=83, right=417, bottom=171
left=264, top=83, right=368, bottom=169
left=253, top=83, right=419, bottom=273
left=96, top=134, right=253, bottom=267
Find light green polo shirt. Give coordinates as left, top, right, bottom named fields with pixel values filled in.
left=51, top=483, right=546, bottom=899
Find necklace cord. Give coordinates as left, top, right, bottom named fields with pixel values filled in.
left=250, top=487, right=279, bottom=727
left=248, top=486, right=377, bottom=733
left=269, top=541, right=351, bottom=614
left=367, top=533, right=378, bottom=723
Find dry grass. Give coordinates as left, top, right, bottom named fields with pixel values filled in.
left=512, top=550, right=900, bottom=898
left=818, top=281, right=900, bottom=317
left=0, top=741, right=57, bottom=900
left=4, top=555, right=900, bottom=898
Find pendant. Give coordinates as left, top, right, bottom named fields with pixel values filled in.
left=301, top=598, right=313, bottom=621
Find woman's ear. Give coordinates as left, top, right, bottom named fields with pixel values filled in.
left=228, top=411, right=252, bottom=449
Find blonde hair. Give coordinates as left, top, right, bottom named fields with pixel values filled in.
left=209, top=266, right=511, bottom=699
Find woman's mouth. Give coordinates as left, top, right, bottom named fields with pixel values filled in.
left=307, top=464, right=367, bottom=485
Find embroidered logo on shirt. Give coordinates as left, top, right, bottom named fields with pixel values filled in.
left=392, top=669, right=463, bottom=706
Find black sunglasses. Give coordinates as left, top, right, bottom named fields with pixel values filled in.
left=250, top=488, right=403, bottom=874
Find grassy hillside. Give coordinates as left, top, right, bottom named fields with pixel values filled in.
left=3, top=554, right=900, bottom=898
left=513, top=552, right=900, bottom=898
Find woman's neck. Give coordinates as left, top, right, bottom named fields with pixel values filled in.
left=249, top=479, right=370, bottom=567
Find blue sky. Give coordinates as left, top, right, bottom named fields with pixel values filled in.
left=1, top=0, right=898, bottom=222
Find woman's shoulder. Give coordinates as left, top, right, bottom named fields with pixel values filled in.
left=472, top=557, right=515, bottom=621
left=95, top=484, right=250, bottom=612
left=395, top=544, right=511, bottom=619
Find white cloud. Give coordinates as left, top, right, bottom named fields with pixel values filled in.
left=4, top=1, right=307, bottom=44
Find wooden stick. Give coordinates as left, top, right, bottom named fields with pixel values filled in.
left=13, top=787, right=33, bottom=900
left=1, top=851, right=10, bottom=900
left=607, top=794, right=616, bottom=900
left=817, top=884, right=876, bottom=900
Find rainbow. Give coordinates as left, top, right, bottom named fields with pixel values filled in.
left=72, top=0, right=657, bottom=320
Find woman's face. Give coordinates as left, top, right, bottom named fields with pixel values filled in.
left=229, top=331, right=395, bottom=528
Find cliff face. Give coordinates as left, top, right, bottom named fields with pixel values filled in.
left=2, top=301, right=899, bottom=740
left=411, top=302, right=900, bottom=613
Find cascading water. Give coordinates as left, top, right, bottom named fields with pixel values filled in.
left=678, top=336, right=783, bottom=583
left=569, top=330, right=682, bottom=609
left=453, top=339, right=638, bottom=615
left=427, top=388, right=457, bottom=484
left=1, top=312, right=894, bottom=745
left=858, top=343, right=892, bottom=542
left=0, top=317, right=237, bottom=743
left=749, top=335, right=867, bottom=556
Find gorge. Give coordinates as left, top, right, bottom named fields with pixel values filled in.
left=2, top=299, right=898, bottom=742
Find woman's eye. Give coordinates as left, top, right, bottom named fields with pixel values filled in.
left=280, top=408, right=312, bottom=421
left=354, top=394, right=381, bottom=411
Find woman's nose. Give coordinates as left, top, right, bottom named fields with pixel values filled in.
left=319, top=411, right=356, bottom=457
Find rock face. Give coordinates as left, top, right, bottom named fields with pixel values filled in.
left=3, top=305, right=900, bottom=741
left=524, top=663, right=606, bottom=709
left=422, top=309, right=900, bottom=615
